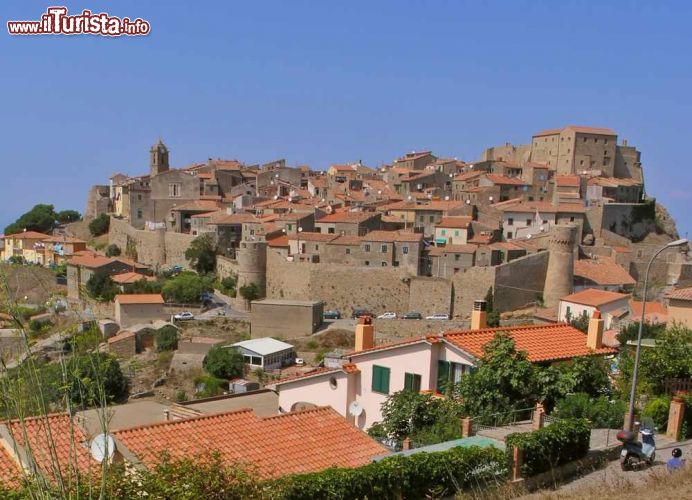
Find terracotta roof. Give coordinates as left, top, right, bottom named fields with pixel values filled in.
left=484, top=174, right=529, bottom=186
left=287, top=232, right=338, bottom=243
left=6, top=413, right=96, bottom=482
left=267, top=235, right=290, bottom=248
left=316, top=212, right=378, bottom=224
left=437, top=216, right=472, bottom=229
left=113, top=407, right=386, bottom=479
left=328, top=235, right=363, bottom=246
left=204, top=211, right=259, bottom=225
left=444, top=323, right=617, bottom=362
left=3, top=230, right=53, bottom=240
left=453, top=171, right=482, bottom=181
left=107, top=330, right=135, bottom=343
left=629, top=300, right=668, bottom=323
left=41, top=236, right=86, bottom=244
left=492, top=199, right=586, bottom=214
left=348, top=335, right=442, bottom=358
left=115, top=294, right=164, bottom=305
left=361, top=230, right=423, bottom=243
left=428, top=244, right=477, bottom=256
left=533, top=125, right=616, bottom=137
left=666, top=287, right=692, bottom=302
left=587, top=177, right=642, bottom=188
left=489, top=241, right=525, bottom=251
left=396, top=151, right=433, bottom=162
left=0, top=444, right=20, bottom=487
left=574, top=257, right=636, bottom=286
left=170, top=200, right=223, bottom=212
left=385, top=200, right=465, bottom=212
left=560, top=288, right=630, bottom=307
left=111, top=272, right=153, bottom=284
left=329, top=164, right=357, bottom=172
left=556, top=175, right=581, bottom=187
left=67, top=252, right=114, bottom=269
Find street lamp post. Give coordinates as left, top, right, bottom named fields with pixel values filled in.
left=626, top=238, right=688, bottom=431
left=297, top=226, right=303, bottom=255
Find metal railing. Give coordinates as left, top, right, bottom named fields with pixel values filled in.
left=471, top=407, right=535, bottom=432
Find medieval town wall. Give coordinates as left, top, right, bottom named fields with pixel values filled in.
left=494, top=251, right=550, bottom=311
left=408, top=277, right=453, bottom=316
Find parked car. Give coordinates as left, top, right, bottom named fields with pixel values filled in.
left=426, top=313, right=450, bottom=320
left=295, top=358, right=305, bottom=366
left=352, top=308, right=372, bottom=319
left=402, top=311, right=422, bottom=320
left=377, top=312, right=397, bottom=319
left=324, top=310, right=341, bottom=320
left=174, top=312, right=195, bottom=321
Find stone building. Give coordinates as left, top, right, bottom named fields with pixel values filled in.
left=393, top=151, right=437, bottom=171
left=114, top=294, right=166, bottom=328
left=427, top=244, right=477, bottom=278
left=250, top=299, right=323, bottom=339
left=314, top=211, right=382, bottom=236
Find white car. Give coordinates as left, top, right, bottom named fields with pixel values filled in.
left=174, top=312, right=195, bottom=321
left=377, top=312, right=397, bottom=319
left=426, top=313, right=449, bottom=320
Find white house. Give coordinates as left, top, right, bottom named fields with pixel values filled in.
left=558, top=288, right=631, bottom=329
left=492, top=200, right=585, bottom=241
left=230, top=338, right=296, bottom=370
left=269, top=303, right=615, bottom=430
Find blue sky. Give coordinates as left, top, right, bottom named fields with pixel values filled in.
left=1, top=1, right=690, bottom=237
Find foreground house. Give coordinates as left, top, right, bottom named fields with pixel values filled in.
left=270, top=303, right=616, bottom=429
left=558, top=288, right=630, bottom=328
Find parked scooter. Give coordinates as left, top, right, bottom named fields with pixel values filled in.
left=617, top=422, right=656, bottom=471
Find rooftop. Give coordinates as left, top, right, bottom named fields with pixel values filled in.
left=110, top=272, right=153, bottom=284
left=574, top=257, right=636, bottom=286
left=115, top=294, right=165, bottom=305
left=231, top=337, right=295, bottom=356
left=316, top=211, right=378, bottom=224
left=629, top=300, right=668, bottom=323
left=361, top=230, right=424, bottom=243
left=560, top=288, right=630, bottom=307
left=666, top=286, right=692, bottom=302
left=437, top=216, right=472, bottom=229
left=113, top=407, right=387, bottom=479
left=428, top=244, right=477, bottom=256
left=533, top=125, right=617, bottom=137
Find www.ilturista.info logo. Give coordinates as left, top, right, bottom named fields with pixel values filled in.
left=7, top=6, right=150, bottom=36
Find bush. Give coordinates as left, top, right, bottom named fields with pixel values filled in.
left=275, top=445, right=507, bottom=500
left=156, top=326, right=179, bottom=352
left=203, top=346, right=245, bottom=380
left=505, top=418, right=590, bottom=477
left=85, top=269, right=118, bottom=301
left=185, top=234, right=217, bottom=274
left=88, top=213, right=110, bottom=236
left=219, top=275, right=237, bottom=295
left=162, top=272, right=214, bottom=303
left=239, top=283, right=261, bottom=306
left=194, top=375, right=228, bottom=398
left=105, top=244, right=121, bottom=257
left=553, top=393, right=625, bottom=429
left=643, top=396, right=671, bottom=430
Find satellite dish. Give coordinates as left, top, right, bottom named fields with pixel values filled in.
left=90, top=434, right=116, bottom=463
left=349, top=401, right=364, bottom=417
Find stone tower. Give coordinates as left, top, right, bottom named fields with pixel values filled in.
left=150, top=139, right=169, bottom=177
left=235, top=240, right=267, bottom=310
left=543, top=224, right=576, bottom=309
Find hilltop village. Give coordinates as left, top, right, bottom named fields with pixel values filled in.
left=0, top=125, right=690, bottom=495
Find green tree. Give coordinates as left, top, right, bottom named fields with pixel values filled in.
left=88, top=213, right=110, bottom=236
left=617, top=321, right=666, bottom=346
left=56, top=210, right=81, bottom=224
left=185, top=234, right=217, bottom=274
left=156, top=326, right=179, bottom=352
left=239, top=282, right=261, bottom=308
left=85, top=269, right=118, bottom=301
left=105, top=244, right=121, bottom=257
left=632, top=324, right=692, bottom=394
left=566, top=310, right=590, bottom=333
left=127, top=278, right=163, bottom=295
left=484, top=287, right=500, bottom=327
left=4, top=204, right=58, bottom=235
left=455, top=332, right=537, bottom=422
left=203, top=346, right=245, bottom=379
left=162, top=272, right=213, bottom=303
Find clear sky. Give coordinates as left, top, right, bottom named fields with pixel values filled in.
left=1, top=1, right=690, bottom=237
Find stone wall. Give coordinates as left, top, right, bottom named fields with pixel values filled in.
left=408, top=277, right=452, bottom=316
left=109, top=217, right=195, bottom=270
left=372, top=318, right=470, bottom=340
left=451, top=266, right=496, bottom=318
left=494, top=251, right=549, bottom=311
left=217, top=255, right=240, bottom=279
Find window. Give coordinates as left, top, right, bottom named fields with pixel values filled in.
left=364, top=260, right=370, bottom=266
left=404, top=373, right=422, bottom=392
left=315, top=244, right=319, bottom=251
left=429, top=215, right=435, bottom=223
left=346, top=248, right=351, bottom=254
left=381, top=261, right=387, bottom=267
left=507, top=218, right=514, bottom=226
left=329, top=376, right=338, bottom=389
left=441, top=229, right=447, bottom=236
left=526, top=219, right=532, bottom=226
left=507, top=232, right=513, bottom=239
left=328, top=227, right=335, bottom=234
left=455, top=230, right=460, bottom=237
left=364, top=244, right=371, bottom=252
left=402, top=246, right=409, bottom=254
left=437, top=361, right=467, bottom=393
left=286, top=224, right=292, bottom=231
left=604, top=138, right=608, bottom=144
left=169, top=183, right=181, bottom=197
left=372, top=365, right=390, bottom=394
left=392, top=261, right=399, bottom=267
left=137, top=194, right=142, bottom=201
left=381, top=244, right=388, bottom=253
left=570, top=216, right=575, bottom=222
left=136, top=209, right=143, bottom=219
left=251, top=356, right=262, bottom=366
left=454, top=254, right=460, bottom=262
left=566, top=306, right=571, bottom=318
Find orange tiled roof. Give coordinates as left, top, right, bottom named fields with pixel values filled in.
left=484, top=174, right=529, bottom=186
left=107, top=330, right=135, bottom=343
left=666, top=286, right=692, bottom=302
left=110, top=272, right=153, bottom=284
left=3, top=230, right=53, bottom=240
left=316, top=212, right=378, bottom=223
left=428, top=244, right=477, bottom=256
left=556, top=175, right=581, bottom=187
left=328, top=235, right=363, bottom=246
left=267, top=235, right=290, bottom=248
left=492, top=199, right=586, bottom=214
left=361, top=230, right=423, bottom=243
left=287, top=232, right=338, bottom=242
left=41, top=236, right=86, bottom=244
left=115, top=294, right=164, bottom=305
left=629, top=300, right=668, bottom=323
left=444, top=323, right=617, bottom=362
left=0, top=445, right=20, bottom=487
left=347, top=335, right=442, bottom=358
left=574, top=257, right=636, bottom=286
left=113, top=407, right=386, bottom=478
left=561, top=288, right=630, bottom=307
left=67, top=251, right=114, bottom=269
left=437, top=216, right=472, bottom=229
left=6, top=413, right=97, bottom=482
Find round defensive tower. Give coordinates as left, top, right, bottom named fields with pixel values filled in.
left=543, top=224, right=576, bottom=309
left=235, top=240, right=267, bottom=308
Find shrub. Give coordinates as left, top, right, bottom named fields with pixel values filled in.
left=162, top=272, right=214, bottom=303
left=239, top=283, right=261, bottom=306
left=185, top=234, right=217, bottom=274
left=85, top=269, right=118, bottom=301
left=203, top=346, right=245, bottom=380
left=194, top=375, right=227, bottom=398
left=553, top=394, right=625, bottom=429
left=275, top=445, right=507, bottom=500
left=105, top=244, right=121, bottom=257
left=88, top=213, right=110, bottom=236
left=156, top=326, right=179, bottom=352
left=643, top=396, right=671, bottom=430
left=505, top=418, right=590, bottom=477
left=219, top=275, right=237, bottom=295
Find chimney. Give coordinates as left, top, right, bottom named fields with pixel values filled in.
left=587, top=311, right=604, bottom=349
left=471, top=300, right=487, bottom=330
left=354, top=315, right=374, bottom=352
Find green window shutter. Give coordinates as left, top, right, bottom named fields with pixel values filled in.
left=405, top=372, right=422, bottom=392
left=437, top=361, right=450, bottom=393
left=372, top=365, right=391, bottom=394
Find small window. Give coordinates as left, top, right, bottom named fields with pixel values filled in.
left=346, top=248, right=351, bottom=255
left=328, top=227, right=335, bottom=234
left=507, top=218, right=514, bottom=226
left=526, top=219, right=532, bottom=226
left=441, top=229, right=447, bottom=236
left=404, top=373, right=422, bottom=392
left=329, top=376, right=338, bottom=389
left=364, top=260, right=370, bottom=266
left=137, top=194, right=142, bottom=201
left=402, top=246, right=409, bottom=254
left=454, top=254, right=460, bottom=262
left=364, top=244, right=371, bottom=252
left=381, top=261, right=387, bottom=267
left=169, top=183, right=181, bottom=197
left=136, top=209, right=143, bottom=219
left=507, top=232, right=513, bottom=239
left=429, top=215, right=435, bottom=223
left=315, top=244, right=319, bottom=251
left=454, top=230, right=459, bottom=236
left=381, top=244, right=387, bottom=253
left=286, top=224, right=292, bottom=231
left=372, top=365, right=391, bottom=394
left=570, top=216, right=575, bottom=222
left=251, top=356, right=262, bottom=366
